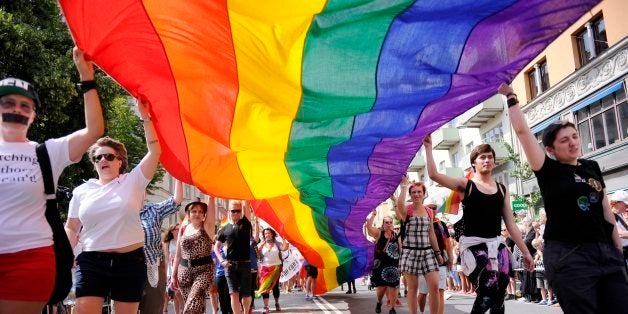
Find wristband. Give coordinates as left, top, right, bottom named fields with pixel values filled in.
left=76, top=80, right=98, bottom=95
left=506, top=93, right=519, bottom=108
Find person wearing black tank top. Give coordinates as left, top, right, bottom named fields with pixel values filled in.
left=424, top=134, right=533, bottom=314
left=501, top=83, right=628, bottom=314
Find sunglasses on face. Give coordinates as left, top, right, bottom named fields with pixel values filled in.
left=92, top=153, right=118, bottom=163
left=383, top=221, right=393, bottom=224
left=230, top=210, right=242, bottom=213
left=0, top=99, right=35, bottom=114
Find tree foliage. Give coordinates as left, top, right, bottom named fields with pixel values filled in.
left=1, top=0, right=163, bottom=216
left=503, top=142, right=543, bottom=216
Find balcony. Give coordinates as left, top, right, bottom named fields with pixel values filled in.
left=456, top=95, right=505, bottom=128
left=432, top=127, right=460, bottom=150
left=408, top=154, right=425, bottom=171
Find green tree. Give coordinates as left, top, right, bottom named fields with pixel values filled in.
left=105, top=96, right=165, bottom=191
left=504, top=142, right=543, bottom=217
left=1, top=0, right=162, bottom=217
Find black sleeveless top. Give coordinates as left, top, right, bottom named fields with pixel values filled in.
left=461, top=180, right=504, bottom=238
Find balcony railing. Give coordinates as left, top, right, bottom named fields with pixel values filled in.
left=432, top=127, right=460, bottom=150
left=457, top=95, right=505, bottom=128
left=408, top=154, right=425, bottom=172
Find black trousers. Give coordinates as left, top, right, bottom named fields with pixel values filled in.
left=544, top=240, right=628, bottom=314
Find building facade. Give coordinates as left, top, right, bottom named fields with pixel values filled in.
left=510, top=0, right=628, bottom=194
left=408, top=0, right=628, bottom=208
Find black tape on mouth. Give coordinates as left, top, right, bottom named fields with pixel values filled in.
left=2, top=113, right=29, bottom=125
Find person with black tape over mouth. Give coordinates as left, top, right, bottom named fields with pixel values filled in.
left=0, top=47, right=105, bottom=313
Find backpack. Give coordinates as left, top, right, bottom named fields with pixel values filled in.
left=36, top=143, right=74, bottom=305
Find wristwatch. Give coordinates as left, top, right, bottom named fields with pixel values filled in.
left=76, top=80, right=98, bottom=95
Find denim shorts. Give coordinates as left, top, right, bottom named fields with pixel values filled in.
left=75, top=248, right=147, bottom=302
left=225, top=260, right=252, bottom=296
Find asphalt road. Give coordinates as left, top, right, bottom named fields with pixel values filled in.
left=167, top=283, right=563, bottom=313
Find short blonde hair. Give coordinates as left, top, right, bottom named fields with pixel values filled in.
left=229, top=200, right=243, bottom=210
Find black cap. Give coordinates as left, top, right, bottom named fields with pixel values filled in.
left=0, top=77, right=40, bottom=107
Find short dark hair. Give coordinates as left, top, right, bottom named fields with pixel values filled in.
left=542, top=120, right=576, bottom=148
left=470, top=144, right=496, bottom=171
left=89, top=137, right=128, bottom=174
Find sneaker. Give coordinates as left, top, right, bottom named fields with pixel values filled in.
left=346, top=290, right=353, bottom=294
left=375, top=302, right=382, bottom=313
left=547, top=300, right=554, bottom=306
left=538, top=300, right=548, bottom=305
left=389, top=308, right=396, bottom=314
left=305, top=295, right=312, bottom=301
left=263, top=306, right=270, bottom=314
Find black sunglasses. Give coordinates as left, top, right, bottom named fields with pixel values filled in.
left=230, top=210, right=242, bottom=213
left=92, top=153, right=118, bottom=163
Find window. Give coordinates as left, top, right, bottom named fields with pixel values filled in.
left=452, top=150, right=460, bottom=167
left=483, top=123, right=504, bottom=142
left=527, top=60, right=549, bottom=99
left=539, top=62, right=549, bottom=93
left=494, top=171, right=509, bottom=187
left=575, top=87, right=627, bottom=154
left=575, top=16, right=608, bottom=66
left=534, top=132, right=544, bottom=149
left=438, top=161, right=446, bottom=172
left=465, top=142, right=474, bottom=154
left=185, top=184, right=191, bottom=199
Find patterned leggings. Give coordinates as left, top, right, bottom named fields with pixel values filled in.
left=468, top=244, right=512, bottom=314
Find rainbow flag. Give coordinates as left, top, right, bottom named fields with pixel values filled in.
left=60, top=0, right=599, bottom=293
left=438, top=170, right=474, bottom=215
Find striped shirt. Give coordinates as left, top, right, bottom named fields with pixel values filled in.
left=140, top=198, right=180, bottom=264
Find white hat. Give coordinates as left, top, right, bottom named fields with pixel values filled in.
left=610, top=190, right=628, bottom=205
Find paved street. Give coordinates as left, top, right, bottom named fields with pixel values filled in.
left=168, top=283, right=563, bottom=313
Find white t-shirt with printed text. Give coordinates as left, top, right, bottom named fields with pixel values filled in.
left=0, top=137, right=73, bottom=254
left=68, top=166, right=150, bottom=251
